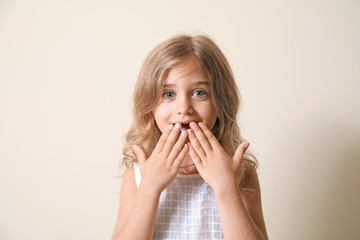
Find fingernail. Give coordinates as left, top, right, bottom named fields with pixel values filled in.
left=189, top=122, right=196, bottom=128
left=181, top=130, right=187, bottom=136
left=168, top=124, right=174, bottom=130
left=187, top=129, right=193, bottom=135
left=244, top=142, right=250, bottom=149
left=175, top=123, right=181, bottom=129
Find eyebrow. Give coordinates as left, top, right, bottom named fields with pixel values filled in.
left=162, top=81, right=210, bottom=88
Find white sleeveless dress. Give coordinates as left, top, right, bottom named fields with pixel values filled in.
left=133, top=163, right=224, bottom=240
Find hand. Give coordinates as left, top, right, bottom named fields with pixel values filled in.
left=187, top=122, right=250, bottom=192
left=133, top=123, right=188, bottom=194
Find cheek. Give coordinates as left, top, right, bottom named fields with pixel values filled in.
left=152, top=106, right=170, bottom=133
left=206, top=115, right=218, bottom=130
left=201, top=104, right=218, bottom=130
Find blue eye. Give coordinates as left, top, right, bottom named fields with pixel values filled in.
left=193, top=90, right=206, bottom=97
left=163, top=91, right=175, bottom=98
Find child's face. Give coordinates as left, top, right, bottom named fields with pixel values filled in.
left=152, top=56, right=217, bottom=135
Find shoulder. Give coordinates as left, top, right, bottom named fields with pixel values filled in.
left=112, top=166, right=137, bottom=237
left=241, top=168, right=268, bottom=238
left=121, top=165, right=137, bottom=195
left=119, top=167, right=137, bottom=217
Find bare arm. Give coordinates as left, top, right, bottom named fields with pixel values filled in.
left=187, top=122, right=267, bottom=240
left=213, top=169, right=268, bottom=240
left=111, top=123, right=188, bottom=240
left=111, top=166, right=162, bottom=240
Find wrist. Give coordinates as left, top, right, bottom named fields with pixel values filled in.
left=212, top=180, right=240, bottom=197
left=138, top=180, right=163, bottom=198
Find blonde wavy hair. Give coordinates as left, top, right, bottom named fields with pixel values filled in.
left=122, top=34, right=257, bottom=188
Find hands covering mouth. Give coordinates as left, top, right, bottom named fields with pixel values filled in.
left=171, top=122, right=199, bottom=132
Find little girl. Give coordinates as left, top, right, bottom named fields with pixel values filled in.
left=112, top=34, right=268, bottom=240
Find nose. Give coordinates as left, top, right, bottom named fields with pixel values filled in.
left=176, top=94, right=193, bottom=115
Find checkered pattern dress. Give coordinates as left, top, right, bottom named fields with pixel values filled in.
left=133, top=163, right=224, bottom=239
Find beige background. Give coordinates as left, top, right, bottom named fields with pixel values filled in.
left=1, top=0, right=359, bottom=239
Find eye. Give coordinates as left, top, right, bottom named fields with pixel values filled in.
left=193, top=90, right=206, bottom=97
left=162, top=91, right=175, bottom=99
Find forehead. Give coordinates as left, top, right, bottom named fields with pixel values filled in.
left=163, top=56, right=209, bottom=85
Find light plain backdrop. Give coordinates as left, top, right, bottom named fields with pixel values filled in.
left=1, top=0, right=359, bottom=239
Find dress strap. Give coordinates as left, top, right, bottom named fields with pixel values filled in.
left=132, top=162, right=141, bottom=188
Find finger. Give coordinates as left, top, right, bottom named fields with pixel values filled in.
left=162, top=122, right=182, bottom=155
left=172, top=143, right=188, bottom=169
left=189, top=122, right=213, bottom=152
left=198, top=122, right=221, bottom=147
left=233, top=141, right=250, bottom=164
left=154, top=124, right=174, bottom=153
left=167, top=130, right=188, bottom=165
left=188, top=143, right=204, bottom=172
left=187, top=128, right=207, bottom=160
left=133, top=145, right=147, bottom=166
